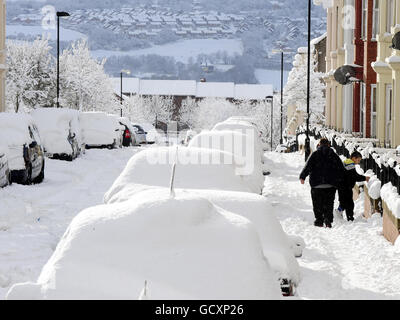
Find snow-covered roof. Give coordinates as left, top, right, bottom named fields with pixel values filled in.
left=111, top=77, right=140, bottom=95
left=110, top=78, right=273, bottom=100
left=140, top=80, right=197, bottom=96
left=311, top=32, right=327, bottom=46
left=235, top=84, right=273, bottom=100
left=196, top=82, right=235, bottom=98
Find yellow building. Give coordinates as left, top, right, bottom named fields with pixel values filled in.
left=323, top=0, right=356, bottom=133
left=372, top=0, right=400, bottom=147
left=0, top=0, right=5, bottom=113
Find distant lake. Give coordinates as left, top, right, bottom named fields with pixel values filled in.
left=91, top=39, right=244, bottom=63
left=6, top=25, right=87, bottom=42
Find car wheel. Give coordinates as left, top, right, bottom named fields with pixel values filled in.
left=21, top=164, right=32, bottom=185
left=32, top=162, right=45, bottom=184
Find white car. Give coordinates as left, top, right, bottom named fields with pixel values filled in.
left=31, top=108, right=84, bottom=161
left=80, top=112, right=123, bottom=149
left=104, top=146, right=258, bottom=203
left=189, top=130, right=265, bottom=194
left=6, top=191, right=282, bottom=300
left=103, top=147, right=303, bottom=296
left=131, top=123, right=147, bottom=144
left=0, top=145, right=10, bottom=188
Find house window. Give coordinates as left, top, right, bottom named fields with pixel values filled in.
left=387, top=0, right=395, bottom=33
left=361, top=0, right=368, bottom=40
left=372, top=0, right=379, bottom=40
left=371, top=85, right=377, bottom=138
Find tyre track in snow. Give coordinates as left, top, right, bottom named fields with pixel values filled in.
left=263, top=152, right=400, bottom=299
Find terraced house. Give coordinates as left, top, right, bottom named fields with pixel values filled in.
left=322, top=0, right=379, bottom=138
left=372, top=0, right=400, bottom=147
left=0, top=0, right=5, bottom=113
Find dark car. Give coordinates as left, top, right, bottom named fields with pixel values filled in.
left=0, top=114, right=45, bottom=185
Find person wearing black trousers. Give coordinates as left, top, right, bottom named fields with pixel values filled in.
left=299, top=138, right=345, bottom=228
left=337, top=151, right=369, bottom=221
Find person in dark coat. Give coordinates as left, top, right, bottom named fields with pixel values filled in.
left=337, top=151, right=369, bottom=221
left=299, top=138, right=344, bottom=228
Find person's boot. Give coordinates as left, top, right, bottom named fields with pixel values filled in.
left=324, top=218, right=332, bottom=228
left=346, top=215, right=354, bottom=222
left=314, top=219, right=324, bottom=227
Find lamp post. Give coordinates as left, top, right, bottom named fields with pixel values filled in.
left=266, top=95, right=274, bottom=151
left=120, top=69, right=130, bottom=117
left=56, top=11, right=70, bottom=108
left=271, top=49, right=292, bottom=145
left=304, top=0, right=312, bottom=161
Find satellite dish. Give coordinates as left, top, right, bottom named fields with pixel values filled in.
left=390, top=32, right=400, bottom=50
left=334, top=65, right=357, bottom=85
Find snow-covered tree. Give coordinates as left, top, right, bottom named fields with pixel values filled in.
left=124, top=94, right=174, bottom=125
left=59, top=39, right=115, bottom=112
left=179, top=97, right=198, bottom=128
left=6, top=37, right=55, bottom=112
left=284, top=47, right=326, bottom=118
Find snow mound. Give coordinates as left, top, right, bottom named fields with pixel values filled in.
left=189, top=130, right=264, bottom=193
left=6, top=192, right=282, bottom=300
left=104, top=146, right=255, bottom=203
left=367, top=176, right=381, bottom=200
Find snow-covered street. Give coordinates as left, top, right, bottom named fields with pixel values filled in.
left=2, top=148, right=400, bottom=299
left=0, top=147, right=141, bottom=299
left=263, top=152, right=400, bottom=299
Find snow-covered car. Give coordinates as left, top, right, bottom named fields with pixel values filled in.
left=6, top=191, right=282, bottom=300
left=212, top=119, right=265, bottom=164
left=118, top=117, right=137, bottom=147
left=189, top=130, right=265, bottom=194
left=104, top=146, right=258, bottom=203
left=31, top=108, right=84, bottom=161
left=0, top=145, right=11, bottom=188
left=131, top=124, right=147, bottom=144
left=80, top=112, right=123, bottom=149
left=105, top=180, right=302, bottom=295
left=0, top=113, right=45, bottom=185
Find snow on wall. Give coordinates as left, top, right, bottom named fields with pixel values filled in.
left=6, top=192, right=282, bottom=300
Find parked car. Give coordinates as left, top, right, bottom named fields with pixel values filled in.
left=103, top=150, right=302, bottom=296
left=118, top=117, right=137, bottom=147
left=6, top=190, right=282, bottom=300
left=0, top=113, right=45, bottom=185
left=0, top=145, right=11, bottom=188
left=131, top=124, right=147, bottom=144
left=80, top=112, right=123, bottom=149
left=31, top=108, right=84, bottom=161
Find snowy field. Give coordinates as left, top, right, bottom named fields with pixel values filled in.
left=2, top=148, right=400, bottom=299
left=263, top=152, right=400, bottom=299
left=0, top=147, right=141, bottom=299
left=91, top=39, right=244, bottom=63
left=6, top=25, right=87, bottom=42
